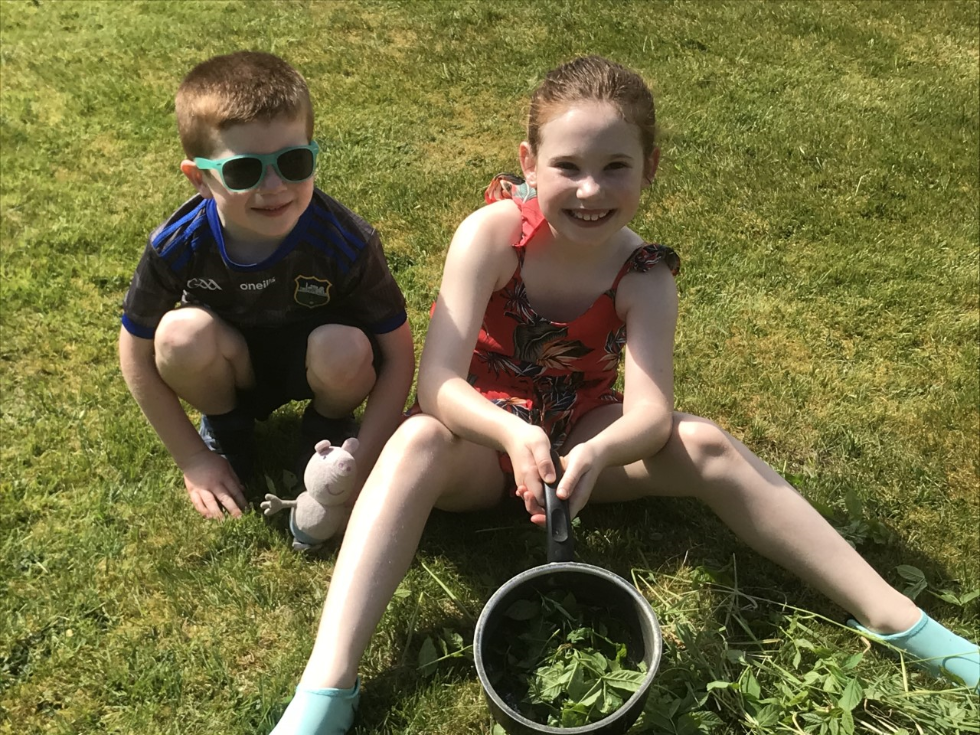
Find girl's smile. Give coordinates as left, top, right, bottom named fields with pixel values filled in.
left=520, top=100, right=656, bottom=247
left=566, top=208, right=613, bottom=224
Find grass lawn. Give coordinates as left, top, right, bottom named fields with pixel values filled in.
left=1, top=1, right=977, bottom=733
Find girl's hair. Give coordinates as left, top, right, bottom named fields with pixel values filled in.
left=175, top=51, right=313, bottom=158
left=527, top=56, right=656, bottom=157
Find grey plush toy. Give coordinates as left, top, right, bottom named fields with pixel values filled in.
left=261, top=437, right=358, bottom=552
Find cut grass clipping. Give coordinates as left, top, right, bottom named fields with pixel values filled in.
left=485, top=590, right=648, bottom=727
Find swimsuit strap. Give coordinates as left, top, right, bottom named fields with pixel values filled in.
left=485, top=173, right=681, bottom=288
left=611, top=243, right=681, bottom=290
left=485, top=173, right=548, bottom=248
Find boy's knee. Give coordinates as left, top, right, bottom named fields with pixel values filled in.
left=155, top=308, right=221, bottom=369
left=307, top=324, right=374, bottom=385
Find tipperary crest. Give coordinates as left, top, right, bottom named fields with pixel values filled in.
left=294, top=275, right=332, bottom=308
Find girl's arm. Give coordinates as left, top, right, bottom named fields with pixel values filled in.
left=556, top=262, right=678, bottom=514
left=417, top=201, right=558, bottom=489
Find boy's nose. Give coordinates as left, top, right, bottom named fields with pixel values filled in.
left=259, top=164, right=285, bottom=190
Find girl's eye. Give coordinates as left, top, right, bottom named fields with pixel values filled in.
left=555, top=161, right=578, bottom=171
left=606, top=161, right=629, bottom=171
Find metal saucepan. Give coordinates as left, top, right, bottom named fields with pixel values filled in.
left=474, top=463, right=662, bottom=734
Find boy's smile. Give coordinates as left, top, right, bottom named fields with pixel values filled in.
left=182, top=116, right=315, bottom=259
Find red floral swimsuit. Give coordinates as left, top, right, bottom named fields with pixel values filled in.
left=469, top=175, right=680, bottom=461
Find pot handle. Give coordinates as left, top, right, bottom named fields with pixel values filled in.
left=545, top=450, right=575, bottom=563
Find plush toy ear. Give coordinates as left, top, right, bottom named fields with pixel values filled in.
left=314, top=439, right=333, bottom=455
left=341, top=437, right=359, bottom=454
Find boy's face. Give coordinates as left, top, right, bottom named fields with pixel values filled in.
left=180, top=115, right=315, bottom=248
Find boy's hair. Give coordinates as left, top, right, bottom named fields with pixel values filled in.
left=527, top=56, right=657, bottom=158
left=175, top=51, right=314, bottom=158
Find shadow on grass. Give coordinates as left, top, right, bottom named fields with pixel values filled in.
left=243, top=414, right=975, bottom=730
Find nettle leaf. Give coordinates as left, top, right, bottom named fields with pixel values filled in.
left=487, top=590, right=646, bottom=726
left=844, top=488, right=863, bottom=519
left=505, top=599, right=539, bottom=621
left=600, top=685, right=624, bottom=715
left=931, top=588, right=980, bottom=607
left=560, top=701, right=591, bottom=727
left=753, top=704, right=782, bottom=727
left=896, top=565, right=928, bottom=600
left=565, top=660, right=590, bottom=701
left=603, top=668, right=646, bottom=693
left=576, top=680, right=605, bottom=709
left=738, top=669, right=762, bottom=701
left=838, top=677, right=863, bottom=711
left=577, top=648, right=610, bottom=676
left=418, top=636, right=438, bottom=677
left=442, top=628, right=464, bottom=651
left=530, top=661, right=567, bottom=701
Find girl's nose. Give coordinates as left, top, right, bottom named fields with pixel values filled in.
left=577, top=175, right=600, bottom=198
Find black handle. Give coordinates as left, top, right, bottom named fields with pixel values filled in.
left=544, top=450, right=575, bottom=563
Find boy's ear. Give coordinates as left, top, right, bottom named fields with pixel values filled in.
left=518, top=141, right=537, bottom=188
left=642, top=147, right=661, bottom=187
left=180, top=160, right=214, bottom=199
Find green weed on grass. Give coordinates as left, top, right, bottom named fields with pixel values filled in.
left=2, top=1, right=978, bottom=733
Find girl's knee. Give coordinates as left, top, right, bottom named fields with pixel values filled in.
left=307, top=325, right=374, bottom=386
left=387, top=414, right=455, bottom=457
left=673, top=416, right=735, bottom=478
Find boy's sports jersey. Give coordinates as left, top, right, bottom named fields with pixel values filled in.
left=121, top=189, right=407, bottom=339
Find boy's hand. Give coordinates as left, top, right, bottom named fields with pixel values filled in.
left=181, top=450, right=248, bottom=520
left=506, top=424, right=555, bottom=526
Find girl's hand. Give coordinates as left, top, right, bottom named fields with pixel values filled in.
left=554, top=442, right=605, bottom=520
left=505, top=424, right=555, bottom=525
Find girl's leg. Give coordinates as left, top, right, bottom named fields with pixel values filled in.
left=565, top=408, right=919, bottom=633
left=272, top=414, right=506, bottom=734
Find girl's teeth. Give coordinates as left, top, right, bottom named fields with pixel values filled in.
left=570, top=210, right=608, bottom=221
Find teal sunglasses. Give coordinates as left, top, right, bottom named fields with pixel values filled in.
left=194, top=141, right=320, bottom=192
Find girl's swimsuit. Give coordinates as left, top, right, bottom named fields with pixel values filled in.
left=469, top=174, right=680, bottom=473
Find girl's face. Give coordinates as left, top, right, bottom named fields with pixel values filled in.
left=520, top=100, right=657, bottom=247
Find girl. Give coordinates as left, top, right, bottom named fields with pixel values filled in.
left=271, top=56, right=979, bottom=734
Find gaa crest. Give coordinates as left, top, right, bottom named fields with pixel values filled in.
left=294, top=275, right=332, bottom=308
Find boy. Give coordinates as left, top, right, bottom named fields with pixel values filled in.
left=119, top=51, right=414, bottom=520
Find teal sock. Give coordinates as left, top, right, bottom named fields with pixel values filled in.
left=849, top=610, right=979, bottom=690
left=270, top=678, right=360, bottom=735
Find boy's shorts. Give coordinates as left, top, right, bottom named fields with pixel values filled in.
left=237, top=311, right=382, bottom=420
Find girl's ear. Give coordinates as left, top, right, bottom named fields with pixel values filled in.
left=519, top=141, right=537, bottom=188
left=642, top=147, right=661, bottom=187
left=180, top=160, right=214, bottom=199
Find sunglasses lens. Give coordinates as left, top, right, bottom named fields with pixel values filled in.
left=276, top=148, right=315, bottom=182
left=221, top=157, right=264, bottom=190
